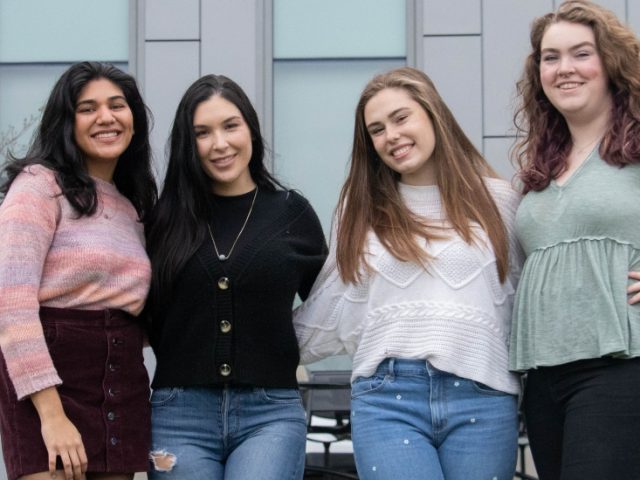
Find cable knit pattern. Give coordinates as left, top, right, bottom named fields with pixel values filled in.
left=294, top=177, right=524, bottom=395
left=0, top=165, right=151, bottom=399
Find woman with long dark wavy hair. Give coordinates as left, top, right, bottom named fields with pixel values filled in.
left=0, top=62, right=157, bottom=480
left=294, top=66, right=523, bottom=480
left=144, top=74, right=326, bottom=479
left=510, top=1, right=640, bottom=478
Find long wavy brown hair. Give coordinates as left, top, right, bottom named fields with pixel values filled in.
left=514, top=0, right=640, bottom=193
left=336, top=67, right=509, bottom=284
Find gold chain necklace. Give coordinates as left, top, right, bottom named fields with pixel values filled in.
left=207, top=187, right=258, bottom=262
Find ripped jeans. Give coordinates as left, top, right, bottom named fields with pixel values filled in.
left=148, top=386, right=307, bottom=480
left=351, top=358, right=518, bottom=480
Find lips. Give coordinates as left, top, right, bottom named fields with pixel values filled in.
left=210, top=153, right=236, bottom=167
left=390, top=143, right=413, bottom=160
left=557, top=81, right=583, bottom=90
left=91, top=130, right=121, bottom=141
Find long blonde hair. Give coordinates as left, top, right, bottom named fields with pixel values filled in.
left=337, top=67, right=509, bottom=284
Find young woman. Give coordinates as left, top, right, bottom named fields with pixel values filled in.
left=0, top=62, right=157, bottom=480
left=294, top=67, right=523, bottom=480
left=145, top=74, right=326, bottom=479
left=510, top=1, right=640, bottom=478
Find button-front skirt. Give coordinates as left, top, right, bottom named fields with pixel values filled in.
left=0, top=307, right=151, bottom=479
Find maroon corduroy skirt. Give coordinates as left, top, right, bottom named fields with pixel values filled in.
left=0, top=307, right=151, bottom=479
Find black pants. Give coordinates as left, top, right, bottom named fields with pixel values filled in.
left=523, top=357, right=640, bottom=480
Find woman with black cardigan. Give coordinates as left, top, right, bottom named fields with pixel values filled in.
left=144, top=74, right=327, bottom=479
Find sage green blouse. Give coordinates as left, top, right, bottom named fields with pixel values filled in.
left=509, top=148, right=640, bottom=371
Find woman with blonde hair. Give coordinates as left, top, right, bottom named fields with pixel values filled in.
left=510, top=1, right=640, bottom=478
left=294, top=66, right=523, bottom=480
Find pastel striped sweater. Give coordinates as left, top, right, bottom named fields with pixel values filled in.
left=294, top=178, right=524, bottom=395
left=0, top=165, right=151, bottom=400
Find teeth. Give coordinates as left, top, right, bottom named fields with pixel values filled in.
left=392, top=145, right=411, bottom=157
left=94, top=132, right=118, bottom=139
left=559, top=82, right=581, bottom=89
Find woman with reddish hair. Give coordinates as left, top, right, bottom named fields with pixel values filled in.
left=511, top=1, right=640, bottom=478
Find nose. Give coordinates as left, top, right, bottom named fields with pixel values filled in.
left=211, top=131, right=229, bottom=151
left=386, top=125, right=401, bottom=142
left=96, top=106, right=115, bottom=125
left=558, top=55, right=575, bottom=76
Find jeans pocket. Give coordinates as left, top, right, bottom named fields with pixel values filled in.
left=260, top=387, right=302, bottom=404
left=150, top=387, right=181, bottom=406
left=471, top=380, right=508, bottom=396
left=351, top=373, right=389, bottom=399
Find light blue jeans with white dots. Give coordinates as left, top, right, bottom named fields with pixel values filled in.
left=351, top=358, right=518, bottom=480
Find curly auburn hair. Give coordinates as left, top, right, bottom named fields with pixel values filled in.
left=514, top=0, right=640, bottom=193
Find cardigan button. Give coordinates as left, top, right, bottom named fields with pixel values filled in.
left=220, top=320, right=232, bottom=333
left=219, top=364, right=232, bottom=376
left=217, top=277, right=230, bottom=290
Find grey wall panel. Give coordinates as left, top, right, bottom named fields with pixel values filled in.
left=483, top=0, right=552, bottom=137
left=423, top=0, right=481, bottom=35
left=422, top=36, right=482, bottom=151
left=629, top=1, right=640, bottom=35
left=200, top=0, right=259, bottom=105
left=590, top=0, right=625, bottom=20
left=145, top=0, right=200, bottom=40
left=144, top=41, right=200, bottom=182
left=484, top=137, right=518, bottom=183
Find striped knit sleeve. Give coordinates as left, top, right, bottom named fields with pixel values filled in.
left=0, top=166, right=63, bottom=399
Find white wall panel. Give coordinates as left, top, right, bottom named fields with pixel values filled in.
left=422, top=35, right=482, bottom=151
left=483, top=0, right=552, bottom=137
left=200, top=0, right=259, bottom=105
left=144, top=41, right=200, bottom=182
left=423, top=0, right=481, bottom=35
left=145, top=0, right=200, bottom=40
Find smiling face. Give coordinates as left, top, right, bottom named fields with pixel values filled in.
left=73, top=78, right=134, bottom=182
left=539, top=21, right=612, bottom=124
left=194, top=94, right=254, bottom=196
left=364, top=87, right=436, bottom=185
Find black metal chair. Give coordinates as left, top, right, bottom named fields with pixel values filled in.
left=300, top=370, right=358, bottom=479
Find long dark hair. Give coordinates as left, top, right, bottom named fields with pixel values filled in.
left=1, top=61, right=157, bottom=219
left=514, top=0, right=640, bottom=193
left=146, top=74, right=282, bottom=313
left=338, top=67, right=508, bottom=284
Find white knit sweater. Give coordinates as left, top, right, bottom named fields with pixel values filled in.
left=294, top=178, right=524, bottom=395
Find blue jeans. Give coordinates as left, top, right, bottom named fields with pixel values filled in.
left=351, top=359, right=518, bottom=480
left=148, top=386, right=307, bottom=480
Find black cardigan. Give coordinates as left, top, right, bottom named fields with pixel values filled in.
left=150, top=189, right=327, bottom=389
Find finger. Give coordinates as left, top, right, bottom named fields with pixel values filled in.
left=48, top=451, right=57, bottom=477
left=78, top=444, right=88, bottom=473
left=629, top=271, right=640, bottom=280
left=628, top=282, right=640, bottom=294
left=60, top=451, right=74, bottom=480
left=69, top=449, right=83, bottom=480
left=629, top=291, right=640, bottom=305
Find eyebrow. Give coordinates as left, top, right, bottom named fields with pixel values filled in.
left=541, top=41, right=595, bottom=53
left=366, top=107, right=410, bottom=130
left=76, top=95, right=127, bottom=107
left=193, top=115, right=243, bottom=128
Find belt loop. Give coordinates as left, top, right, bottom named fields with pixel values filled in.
left=387, top=358, right=395, bottom=377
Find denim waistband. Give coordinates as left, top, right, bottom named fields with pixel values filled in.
left=373, top=358, right=449, bottom=377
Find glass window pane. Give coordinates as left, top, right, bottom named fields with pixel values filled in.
left=273, top=0, right=406, bottom=59
left=273, top=59, right=404, bottom=233
left=0, top=0, right=129, bottom=62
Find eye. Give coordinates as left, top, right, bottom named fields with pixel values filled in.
left=76, top=106, right=95, bottom=114
left=575, top=50, right=591, bottom=59
left=369, top=127, right=384, bottom=137
left=225, top=122, right=239, bottom=130
left=111, top=103, right=127, bottom=110
left=396, top=114, right=408, bottom=123
left=541, top=54, right=558, bottom=63
left=194, top=129, right=208, bottom=138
